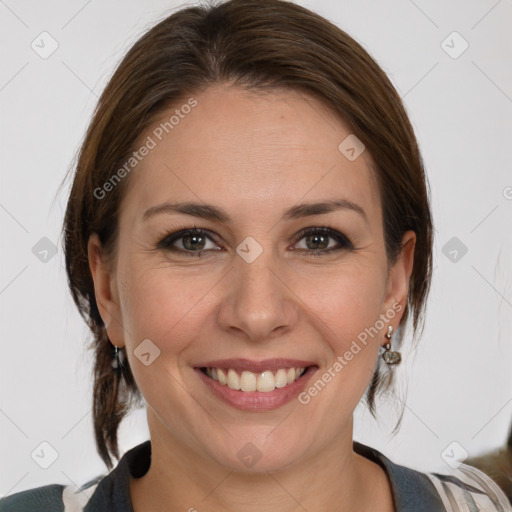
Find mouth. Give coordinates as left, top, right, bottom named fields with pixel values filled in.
left=199, top=366, right=309, bottom=392
left=194, top=359, right=318, bottom=411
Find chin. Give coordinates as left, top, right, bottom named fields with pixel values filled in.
left=203, top=427, right=315, bottom=473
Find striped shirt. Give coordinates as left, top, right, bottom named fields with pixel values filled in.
left=1, top=440, right=510, bottom=511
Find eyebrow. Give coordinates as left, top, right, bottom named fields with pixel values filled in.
left=142, top=199, right=368, bottom=224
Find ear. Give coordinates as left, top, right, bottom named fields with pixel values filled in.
left=87, top=233, right=125, bottom=348
left=382, top=230, right=416, bottom=325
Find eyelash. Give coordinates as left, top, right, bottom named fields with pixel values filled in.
left=155, top=225, right=355, bottom=258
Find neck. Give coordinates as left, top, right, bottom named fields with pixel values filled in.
left=130, top=411, right=394, bottom=512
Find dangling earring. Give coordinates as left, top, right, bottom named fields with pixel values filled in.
left=381, top=325, right=401, bottom=365
left=111, top=344, right=124, bottom=373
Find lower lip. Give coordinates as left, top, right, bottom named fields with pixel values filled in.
left=195, top=367, right=317, bottom=411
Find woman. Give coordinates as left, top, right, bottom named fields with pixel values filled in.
left=1, top=0, right=510, bottom=510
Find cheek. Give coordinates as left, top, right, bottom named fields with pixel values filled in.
left=299, top=264, right=387, bottom=347
left=118, top=252, right=387, bottom=354
left=296, top=263, right=386, bottom=405
left=118, top=260, right=217, bottom=351
left=115, top=263, right=214, bottom=410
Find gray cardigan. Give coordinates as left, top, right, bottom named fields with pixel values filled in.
left=1, top=440, right=510, bottom=511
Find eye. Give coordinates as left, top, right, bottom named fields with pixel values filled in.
left=156, top=225, right=354, bottom=258
left=156, top=227, right=221, bottom=257
left=292, top=227, right=354, bottom=256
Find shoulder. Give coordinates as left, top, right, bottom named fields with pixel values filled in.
left=0, top=441, right=150, bottom=512
left=0, top=483, right=65, bottom=512
left=425, top=462, right=512, bottom=512
left=354, top=441, right=512, bottom=511
left=0, top=475, right=104, bottom=512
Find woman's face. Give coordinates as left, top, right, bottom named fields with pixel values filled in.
left=89, top=84, right=414, bottom=472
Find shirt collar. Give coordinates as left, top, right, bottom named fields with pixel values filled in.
left=87, top=440, right=444, bottom=512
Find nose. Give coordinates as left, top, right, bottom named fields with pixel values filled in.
left=216, top=247, right=299, bottom=343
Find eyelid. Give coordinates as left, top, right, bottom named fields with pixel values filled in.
left=155, top=224, right=354, bottom=255
left=156, top=226, right=221, bottom=251
left=291, top=226, right=354, bottom=253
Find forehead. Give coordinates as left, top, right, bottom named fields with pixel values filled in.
left=122, top=85, right=381, bottom=225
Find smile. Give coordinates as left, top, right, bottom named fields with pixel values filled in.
left=201, top=367, right=307, bottom=392
left=195, top=359, right=318, bottom=411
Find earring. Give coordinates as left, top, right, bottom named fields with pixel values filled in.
left=381, top=325, right=401, bottom=365
left=111, top=344, right=124, bottom=373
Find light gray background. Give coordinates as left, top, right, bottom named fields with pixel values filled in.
left=1, top=0, right=511, bottom=496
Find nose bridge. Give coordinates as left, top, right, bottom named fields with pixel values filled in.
left=237, top=241, right=282, bottom=316
left=218, top=237, right=297, bottom=341
left=239, top=246, right=277, bottom=299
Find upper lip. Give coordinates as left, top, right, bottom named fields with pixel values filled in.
left=195, top=358, right=317, bottom=373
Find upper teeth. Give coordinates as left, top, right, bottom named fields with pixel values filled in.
left=205, top=367, right=307, bottom=392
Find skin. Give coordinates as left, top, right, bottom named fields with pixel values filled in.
left=88, top=84, right=415, bottom=512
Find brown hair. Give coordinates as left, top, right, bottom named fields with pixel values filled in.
left=62, top=0, right=433, bottom=470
